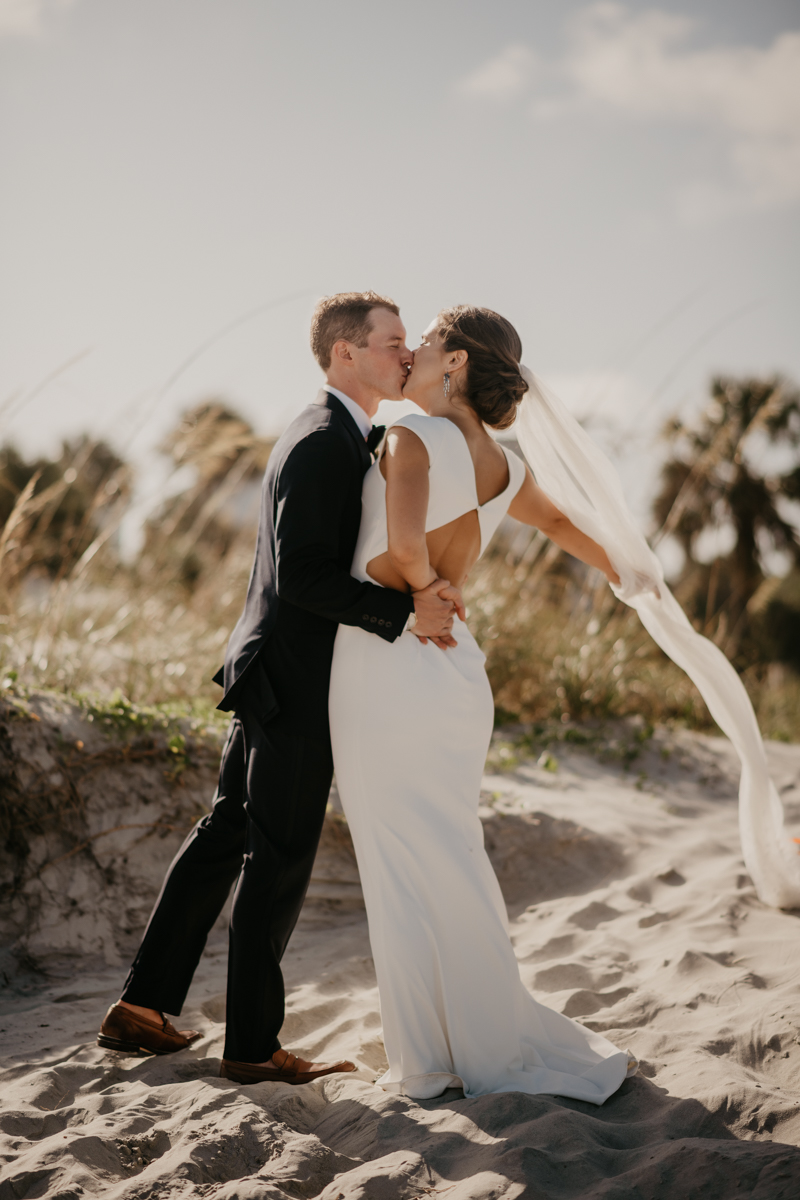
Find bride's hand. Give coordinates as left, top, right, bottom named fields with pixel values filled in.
left=637, top=572, right=661, bottom=599
left=411, top=577, right=461, bottom=648
left=434, top=581, right=466, bottom=623
left=612, top=570, right=661, bottom=600
left=425, top=584, right=466, bottom=648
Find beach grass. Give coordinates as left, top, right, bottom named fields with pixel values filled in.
left=1, top=435, right=798, bottom=744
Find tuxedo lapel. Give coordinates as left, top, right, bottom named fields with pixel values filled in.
left=318, top=390, right=371, bottom=470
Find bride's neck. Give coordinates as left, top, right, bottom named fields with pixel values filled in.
left=425, top=391, right=484, bottom=436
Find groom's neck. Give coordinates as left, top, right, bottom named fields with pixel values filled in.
left=324, top=372, right=381, bottom=420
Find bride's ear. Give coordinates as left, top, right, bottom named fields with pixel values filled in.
left=447, top=348, right=468, bottom=374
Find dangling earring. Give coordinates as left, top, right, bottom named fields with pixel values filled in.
left=443, top=372, right=450, bottom=399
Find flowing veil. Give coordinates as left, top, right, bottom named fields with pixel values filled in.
left=515, top=366, right=800, bottom=910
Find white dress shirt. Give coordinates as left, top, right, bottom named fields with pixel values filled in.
left=324, top=385, right=373, bottom=439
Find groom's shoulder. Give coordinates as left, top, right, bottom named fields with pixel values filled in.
left=279, top=400, right=345, bottom=449
left=291, top=399, right=338, bottom=437
left=269, top=399, right=350, bottom=470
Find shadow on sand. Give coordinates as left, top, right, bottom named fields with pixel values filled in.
left=300, top=1072, right=800, bottom=1199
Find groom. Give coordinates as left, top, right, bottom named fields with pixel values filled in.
left=97, top=292, right=460, bottom=1085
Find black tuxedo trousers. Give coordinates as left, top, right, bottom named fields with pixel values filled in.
left=121, top=698, right=333, bottom=1061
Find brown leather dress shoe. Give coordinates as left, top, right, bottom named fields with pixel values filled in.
left=220, top=1048, right=356, bottom=1085
left=97, top=1004, right=201, bottom=1055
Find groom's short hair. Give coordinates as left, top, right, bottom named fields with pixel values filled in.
left=310, top=291, right=400, bottom=369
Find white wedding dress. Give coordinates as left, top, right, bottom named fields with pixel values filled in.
left=329, top=413, right=632, bottom=1103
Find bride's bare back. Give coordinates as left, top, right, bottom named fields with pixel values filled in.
left=366, top=420, right=510, bottom=592
left=364, top=411, right=617, bottom=604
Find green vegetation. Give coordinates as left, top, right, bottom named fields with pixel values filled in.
left=1, top=377, right=798, bottom=741
left=485, top=718, right=657, bottom=775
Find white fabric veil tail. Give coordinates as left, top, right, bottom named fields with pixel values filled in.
left=515, top=366, right=800, bottom=910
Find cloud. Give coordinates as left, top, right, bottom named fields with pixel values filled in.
left=565, top=3, right=800, bottom=211
left=0, top=0, right=75, bottom=37
left=456, top=45, right=536, bottom=102
left=455, top=4, right=800, bottom=214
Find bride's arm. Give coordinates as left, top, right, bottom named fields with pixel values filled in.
left=383, top=427, right=439, bottom=592
left=508, top=467, right=621, bottom=584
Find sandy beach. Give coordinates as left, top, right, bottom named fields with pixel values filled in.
left=2, top=694, right=800, bottom=1198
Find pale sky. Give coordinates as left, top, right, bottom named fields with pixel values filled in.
left=1, top=0, right=799, bottom=542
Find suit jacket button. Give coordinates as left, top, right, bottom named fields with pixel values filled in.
left=386, top=621, right=392, bottom=627
left=378, top=618, right=385, bottom=625
left=370, top=616, right=377, bottom=623
left=362, top=614, right=369, bottom=620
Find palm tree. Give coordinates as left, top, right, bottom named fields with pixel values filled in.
left=142, top=400, right=276, bottom=588
left=652, top=376, right=800, bottom=659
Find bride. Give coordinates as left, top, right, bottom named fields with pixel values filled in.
left=329, top=305, right=636, bottom=1103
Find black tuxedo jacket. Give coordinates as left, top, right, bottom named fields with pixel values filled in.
left=213, top=391, right=413, bottom=731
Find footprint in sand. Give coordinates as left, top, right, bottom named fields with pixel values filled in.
left=628, top=868, right=686, bottom=907
left=562, top=987, right=636, bottom=1018
left=568, top=901, right=621, bottom=930
left=523, top=934, right=577, bottom=963
left=657, top=868, right=686, bottom=886
left=638, top=910, right=674, bottom=928
left=533, top=963, right=624, bottom=993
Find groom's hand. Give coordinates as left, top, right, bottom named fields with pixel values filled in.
left=412, top=578, right=465, bottom=649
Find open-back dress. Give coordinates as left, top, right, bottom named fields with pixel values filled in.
left=328, top=412, right=632, bottom=1102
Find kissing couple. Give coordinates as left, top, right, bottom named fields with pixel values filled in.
left=98, top=291, right=637, bottom=1103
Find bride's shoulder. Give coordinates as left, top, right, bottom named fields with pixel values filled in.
left=389, top=411, right=431, bottom=434
left=388, top=413, right=456, bottom=463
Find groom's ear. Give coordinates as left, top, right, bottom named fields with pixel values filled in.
left=331, top=339, right=354, bottom=364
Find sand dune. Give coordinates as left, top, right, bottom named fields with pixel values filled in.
left=2, top=698, right=800, bottom=1197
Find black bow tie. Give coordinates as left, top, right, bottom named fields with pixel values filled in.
left=366, top=425, right=386, bottom=454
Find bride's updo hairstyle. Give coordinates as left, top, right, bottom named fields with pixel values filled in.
left=437, top=305, right=528, bottom=431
